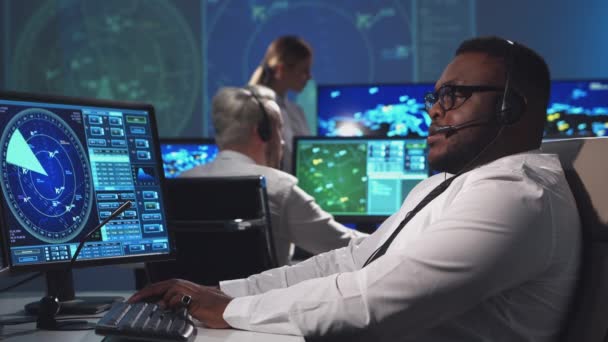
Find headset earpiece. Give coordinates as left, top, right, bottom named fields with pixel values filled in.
left=495, top=92, right=526, bottom=125
left=257, top=113, right=271, bottom=142
left=495, top=40, right=526, bottom=126
left=246, top=86, right=272, bottom=142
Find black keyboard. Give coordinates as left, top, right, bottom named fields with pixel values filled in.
left=95, top=302, right=196, bottom=342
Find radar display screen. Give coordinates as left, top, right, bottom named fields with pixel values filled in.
left=0, top=94, right=170, bottom=268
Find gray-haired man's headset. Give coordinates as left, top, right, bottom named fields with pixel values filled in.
left=246, top=86, right=272, bottom=142
left=430, top=40, right=527, bottom=135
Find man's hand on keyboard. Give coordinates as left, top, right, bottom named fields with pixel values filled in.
left=128, top=279, right=233, bottom=329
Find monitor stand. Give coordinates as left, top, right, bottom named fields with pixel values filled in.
left=24, top=269, right=123, bottom=316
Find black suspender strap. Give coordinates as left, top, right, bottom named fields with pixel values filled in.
left=363, top=175, right=459, bottom=267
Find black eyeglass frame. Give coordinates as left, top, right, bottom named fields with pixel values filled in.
left=424, top=85, right=505, bottom=112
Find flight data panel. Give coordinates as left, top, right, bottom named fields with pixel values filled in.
left=0, top=96, right=170, bottom=267
left=295, top=138, right=429, bottom=217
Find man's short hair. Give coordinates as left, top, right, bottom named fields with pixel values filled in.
left=455, top=36, right=550, bottom=140
left=211, top=85, right=280, bottom=149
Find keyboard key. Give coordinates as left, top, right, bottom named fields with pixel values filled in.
left=157, top=313, right=174, bottom=335
left=131, top=303, right=158, bottom=331
left=117, top=303, right=146, bottom=329
left=170, top=319, right=186, bottom=335
left=98, top=302, right=130, bottom=327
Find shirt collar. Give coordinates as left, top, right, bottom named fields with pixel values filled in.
left=217, top=150, right=257, bottom=165
left=442, top=149, right=544, bottom=178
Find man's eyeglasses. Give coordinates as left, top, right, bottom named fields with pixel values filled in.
left=424, top=85, right=504, bottom=112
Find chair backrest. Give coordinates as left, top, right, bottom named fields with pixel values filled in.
left=146, top=176, right=277, bottom=286
left=540, top=137, right=608, bottom=342
left=163, top=176, right=268, bottom=224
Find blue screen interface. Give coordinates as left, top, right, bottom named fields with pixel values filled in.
left=546, top=80, right=608, bottom=138
left=317, top=84, right=433, bottom=137
left=160, top=141, right=218, bottom=178
left=0, top=97, right=170, bottom=267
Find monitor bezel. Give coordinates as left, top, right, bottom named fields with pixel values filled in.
left=293, top=135, right=430, bottom=225
left=159, top=137, right=216, bottom=146
left=550, top=78, right=608, bottom=85
left=0, top=234, right=7, bottom=274
left=0, top=90, right=176, bottom=273
left=316, top=81, right=437, bottom=92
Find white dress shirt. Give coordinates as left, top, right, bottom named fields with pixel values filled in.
left=277, top=96, right=311, bottom=174
left=220, top=151, right=582, bottom=341
left=180, top=150, right=364, bottom=266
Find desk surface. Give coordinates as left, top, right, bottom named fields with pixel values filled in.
left=0, top=291, right=304, bottom=342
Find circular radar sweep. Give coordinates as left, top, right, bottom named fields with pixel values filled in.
left=12, top=0, right=201, bottom=136
left=0, top=108, right=93, bottom=243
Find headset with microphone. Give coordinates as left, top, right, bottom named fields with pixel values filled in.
left=429, top=118, right=493, bottom=135
left=245, top=86, right=272, bottom=142
left=429, top=40, right=526, bottom=136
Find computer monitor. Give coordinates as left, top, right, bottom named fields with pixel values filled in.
left=317, top=83, right=434, bottom=137
left=160, top=138, right=218, bottom=178
left=294, top=137, right=430, bottom=230
left=0, top=90, right=172, bottom=313
left=546, top=79, right=608, bottom=138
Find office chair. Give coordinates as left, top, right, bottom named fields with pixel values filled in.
left=540, top=137, right=608, bottom=342
left=145, top=176, right=277, bottom=286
